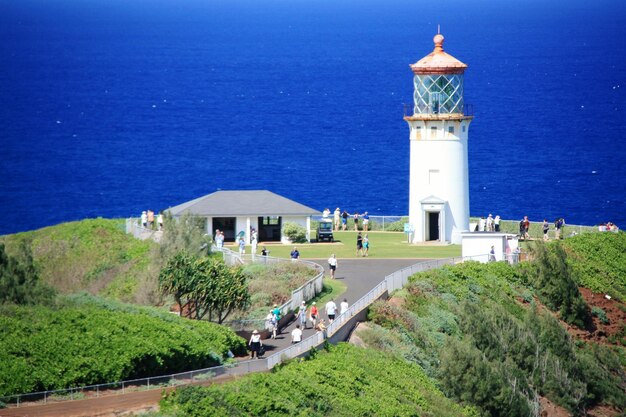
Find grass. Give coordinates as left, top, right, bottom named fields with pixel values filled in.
left=228, top=231, right=461, bottom=259
left=310, top=278, right=348, bottom=306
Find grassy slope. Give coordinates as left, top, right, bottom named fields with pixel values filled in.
left=160, top=344, right=478, bottom=417
left=228, top=231, right=461, bottom=259
left=1, top=218, right=155, bottom=301
left=0, top=295, right=246, bottom=397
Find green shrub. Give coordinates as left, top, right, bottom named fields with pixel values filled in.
left=282, top=222, right=307, bottom=243
left=160, top=344, right=478, bottom=417
left=591, top=306, right=610, bottom=324
left=561, top=232, right=626, bottom=301
left=0, top=299, right=246, bottom=398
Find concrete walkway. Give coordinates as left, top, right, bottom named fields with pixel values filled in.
left=257, top=258, right=422, bottom=356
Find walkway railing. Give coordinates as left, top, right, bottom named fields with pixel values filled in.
left=0, top=253, right=508, bottom=408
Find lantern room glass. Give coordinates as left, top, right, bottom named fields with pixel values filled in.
left=413, top=74, right=464, bottom=115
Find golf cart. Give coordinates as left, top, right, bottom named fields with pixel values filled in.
left=317, top=220, right=334, bottom=242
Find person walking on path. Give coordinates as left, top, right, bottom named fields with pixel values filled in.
left=543, top=219, right=550, bottom=241
left=238, top=237, right=246, bottom=255
left=248, top=330, right=263, bottom=359
left=328, top=254, right=337, bottom=279
left=266, top=309, right=278, bottom=339
left=272, top=304, right=282, bottom=336
left=362, top=234, right=370, bottom=257
left=309, top=302, right=319, bottom=328
left=290, top=247, right=300, bottom=261
left=291, top=324, right=303, bottom=343
left=326, top=299, right=337, bottom=323
left=356, top=233, right=364, bottom=256
left=334, top=208, right=341, bottom=231
left=297, top=301, right=308, bottom=329
left=340, top=298, right=349, bottom=315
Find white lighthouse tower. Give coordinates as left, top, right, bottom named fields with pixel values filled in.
left=406, top=33, right=472, bottom=244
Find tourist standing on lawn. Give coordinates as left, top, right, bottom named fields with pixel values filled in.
left=328, top=254, right=337, bottom=279
left=334, top=208, right=341, bottom=231
left=543, top=219, right=550, bottom=241
left=353, top=212, right=360, bottom=231
left=362, top=212, right=370, bottom=231
left=362, top=234, right=369, bottom=257
left=494, top=215, right=501, bottom=232
left=522, top=216, right=530, bottom=240
left=356, top=233, right=363, bottom=256
left=341, top=210, right=350, bottom=230
left=290, top=247, right=300, bottom=261
left=249, top=330, right=262, bottom=359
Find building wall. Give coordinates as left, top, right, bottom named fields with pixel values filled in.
left=408, top=119, right=471, bottom=244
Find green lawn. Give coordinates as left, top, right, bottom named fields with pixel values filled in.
left=228, top=231, right=461, bottom=259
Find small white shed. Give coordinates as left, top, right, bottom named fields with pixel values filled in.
left=461, top=232, right=519, bottom=263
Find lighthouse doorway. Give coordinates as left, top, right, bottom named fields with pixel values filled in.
left=426, top=212, right=440, bottom=241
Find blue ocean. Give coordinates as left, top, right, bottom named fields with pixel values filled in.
left=1, top=0, right=625, bottom=235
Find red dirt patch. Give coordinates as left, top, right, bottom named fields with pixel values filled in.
left=568, top=288, right=626, bottom=346
left=539, top=396, right=571, bottom=417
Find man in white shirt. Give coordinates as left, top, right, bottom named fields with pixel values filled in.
left=291, top=324, right=303, bottom=343
left=328, top=254, right=337, bottom=279
left=340, top=298, right=349, bottom=315
left=325, top=300, right=337, bottom=323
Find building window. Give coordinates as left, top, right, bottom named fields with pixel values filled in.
left=262, top=216, right=280, bottom=225
left=448, top=126, right=454, bottom=135
left=415, top=126, right=421, bottom=139
left=429, top=169, right=440, bottom=185
left=462, top=124, right=466, bottom=133
left=430, top=126, right=437, bottom=138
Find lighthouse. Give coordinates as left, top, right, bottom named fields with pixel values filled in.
left=405, top=33, right=472, bottom=244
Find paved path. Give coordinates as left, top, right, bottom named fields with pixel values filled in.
left=0, top=258, right=424, bottom=417
left=254, top=258, right=423, bottom=356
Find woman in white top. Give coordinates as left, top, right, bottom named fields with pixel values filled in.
left=248, top=330, right=262, bottom=359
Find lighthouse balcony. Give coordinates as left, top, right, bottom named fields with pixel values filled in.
left=403, top=103, right=474, bottom=121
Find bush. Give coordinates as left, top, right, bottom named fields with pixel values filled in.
left=0, top=299, right=246, bottom=398
left=282, top=222, right=307, bottom=243
left=591, top=306, right=610, bottom=324
left=160, top=344, right=477, bottom=417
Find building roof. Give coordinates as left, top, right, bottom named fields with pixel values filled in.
left=167, top=190, right=320, bottom=217
left=410, top=33, right=467, bottom=75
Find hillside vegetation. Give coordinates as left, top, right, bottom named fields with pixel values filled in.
left=1, top=218, right=157, bottom=302
left=0, top=294, right=246, bottom=398
left=159, top=343, right=478, bottom=417
left=359, top=236, right=626, bottom=415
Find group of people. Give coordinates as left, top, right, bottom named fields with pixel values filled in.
left=323, top=208, right=371, bottom=232
left=356, top=232, right=370, bottom=256
left=249, top=298, right=350, bottom=357
left=477, top=213, right=501, bottom=232
left=140, top=210, right=163, bottom=230
left=598, top=222, right=619, bottom=232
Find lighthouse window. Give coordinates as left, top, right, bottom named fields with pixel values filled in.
left=448, top=126, right=455, bottom=135
left=414, top=126, right=422, bottom=139
left=462, top=125, right=466, bottom=133
left=430, top=126, right=437, bottom=138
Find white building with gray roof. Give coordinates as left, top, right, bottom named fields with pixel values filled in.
left=167, top=190, right=320, bottom=244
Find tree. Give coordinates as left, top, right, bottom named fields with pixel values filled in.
left=159, top=253, right=250, bottom=323
left=529, top=241, right=590, bottom=328
left=0, top=242, right=55, bottom=305
left=159, top=212, right=211, bottom=259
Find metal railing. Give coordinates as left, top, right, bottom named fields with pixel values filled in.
left=0, top=253, right=531, bottom=408
left=311, top=215, right=407, bottom=232
left=402, top=103, right=474, bottom=118
left=215, top=247, right=325, bottom=327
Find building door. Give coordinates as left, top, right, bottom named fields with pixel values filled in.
left=427, top=212, right=440, bottom=241
left=212, top=217, right=236, bottom=242
left=258, top=216, right=282, bottom=242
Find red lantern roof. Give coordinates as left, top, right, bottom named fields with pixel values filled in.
left=410, top=34, right=467, bottom=75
